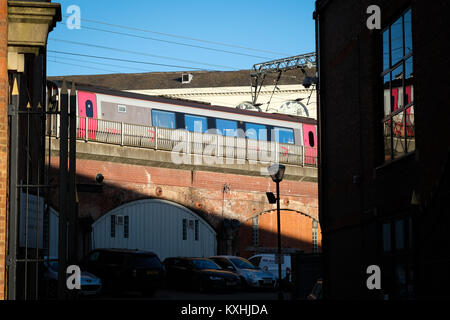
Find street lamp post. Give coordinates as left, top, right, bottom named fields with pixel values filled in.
left=267, top=163, right=286, bottom=301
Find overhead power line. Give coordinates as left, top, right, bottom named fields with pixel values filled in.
left=64, top=15, right=292, bottom=57
left=48, top=59, right=121, bottom=73
left=47, top=50, right=210, bottom=71
left=48, top=38, right=237, bottom=70
left=57, top=21, right=272, bottom=60
left=47, top=54, right=152, bottom=73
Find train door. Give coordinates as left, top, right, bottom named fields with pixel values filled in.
left=77, top=91, right=98, bottom=139
left=302, top=124, right=317, bottom=166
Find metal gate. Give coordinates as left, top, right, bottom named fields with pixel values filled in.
left=7, top=65, right=77, bottom=300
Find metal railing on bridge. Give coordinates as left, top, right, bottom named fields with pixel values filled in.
left=47, top=116, right=317, bottom=167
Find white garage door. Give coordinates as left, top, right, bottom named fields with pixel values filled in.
left=92, top=199, right=217, bottom=261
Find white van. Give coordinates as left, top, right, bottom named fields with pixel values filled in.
left=248, top=254, right=292, bottom=281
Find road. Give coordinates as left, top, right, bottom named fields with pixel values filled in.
left=88, top=288, right=293, bottom=300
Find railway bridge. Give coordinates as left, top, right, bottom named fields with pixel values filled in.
left=45, top=104, right=319, bottom=261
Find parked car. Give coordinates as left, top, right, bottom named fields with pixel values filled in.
left=43, top=256, right=102, bottom=297
left=248, top=254, right=292, bottom=282
left=79, top=248, right=164, bottom=296
left=163, top=257, right=240, bottom=292
left=209, top=255, right=276, bottom=290
left=306, top=278, right=323, bottom=300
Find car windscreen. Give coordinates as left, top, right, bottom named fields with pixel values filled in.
left=230, top=258, right=257, bottom=269
left=133, top=255, right=163, bottom=269
left=248, top=256, right=261, bottom=267
left=192, top=259, right=221, bottom=270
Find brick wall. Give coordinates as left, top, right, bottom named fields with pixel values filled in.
left=0, top=0, right=8, bottom=300
left=47, top=157, right=319, bottom=258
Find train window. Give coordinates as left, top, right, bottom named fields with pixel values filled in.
left=274, top=127, right=295, bottom=144
left=245, top=123, right=267, bottom=141
left=308, top=131, right=315, bottom=147
left=118, top=105, right=127, bottom=113
left=185, top=114, right=207, bottom=133
left=216, top=119, right=238, bottom=137
left=86, top=100, right=94, bottom=118
left=152, top=110, right=175, bottom=129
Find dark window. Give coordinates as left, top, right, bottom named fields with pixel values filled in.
left=152, top=110, right=175, bottom=129
left=248, top=256, right=261, bottom=267
left=194, top=220, right=199, bottom=241
left=133, top=255, right=162, bottom=269
left=110, top=215, right=116, bottom=238
left=124, top=216, right=129, bottom=239
left=192, top=259, right=221, bottom=270
left=308, top=131, right=315, bottom=147
left=86, top=100, right=94, bottom=118
left=229, top=258, right=257, bottom=269
left=182, top=219, right=187, bottom=240
left=312, top=220, right=319, bottom=253
left=212, top=258, right=233, bottom=269
left=252, top=216, right=259, bottom=247
left=382, top=8, right=414, bottom=162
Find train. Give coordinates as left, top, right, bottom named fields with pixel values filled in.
left=47, top=81, right=318, bottom=165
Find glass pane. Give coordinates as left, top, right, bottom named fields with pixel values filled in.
left=391, top=64, right=403, bottom=111
left=185, top=114, right=207, bottom=133
left=405, top=57, right=413, bottom=104
left=393, top=111, right=406, bottom=158
left=395, top=219, right=405, bottom=250
left=384, top=120, right=392, bottom=161
left=245, top=123, right=267, bottom=141
left=383, top=73, right=391, bottom=116
left=382, top=223, right=391, bottom=252
left=404, top=9, right=412, bottom=54
left=152, top=110, right=175, bottom=129
left=406, top=105, right=415, bottom=153
left=391, top=16, right=404, bottom=66
left=383, top=29, right=390, bottom=70
left=216, top=119, right=237, bottom=137
left=275, top=127, right=294, bottom=144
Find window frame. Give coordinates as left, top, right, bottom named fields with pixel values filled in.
left=381, top=7, right=415, bottom=163
left=151, top=109, right=176, bottom=129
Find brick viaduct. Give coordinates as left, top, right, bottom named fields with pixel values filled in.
left=47, top=137, right=320, bottom=258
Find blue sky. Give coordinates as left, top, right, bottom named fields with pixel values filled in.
left=47, top=0, right=316, bottom=76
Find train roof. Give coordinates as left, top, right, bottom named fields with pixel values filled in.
left=48, top=79, right=317, bottom=125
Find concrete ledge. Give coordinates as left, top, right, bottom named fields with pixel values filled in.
left=48, top=137, right=318, bottom=182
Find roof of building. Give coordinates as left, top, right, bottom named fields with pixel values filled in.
left=48, top=68, right=316, bottom=91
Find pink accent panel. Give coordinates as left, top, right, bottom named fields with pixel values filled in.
left=77, top=91, right=98, bottom=139
left=392, top=88, right=399, bottom=111
left=302, top=124, right=317, bottom=165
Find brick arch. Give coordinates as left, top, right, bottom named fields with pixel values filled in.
left=244, top=208, right=318, bottom=223
left=238, top=208, right=320, bottom=258
left=94, top=196, right=218, bottom=233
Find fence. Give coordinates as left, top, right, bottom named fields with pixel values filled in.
left=48, top=116, right=317, bottom=167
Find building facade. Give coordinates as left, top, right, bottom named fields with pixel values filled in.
left=1, top=0, right=61, bottom=300
left=316, top=0, right=450, bottom=299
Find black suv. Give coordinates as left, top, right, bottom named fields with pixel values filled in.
left=163, top=257, right=240, bottom=292
left=80, top=248, right=164, bottom=296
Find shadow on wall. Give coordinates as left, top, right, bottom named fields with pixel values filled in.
left=44, top=163, right=320, bottom=261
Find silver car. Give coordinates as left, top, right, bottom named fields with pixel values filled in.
left=44, top=257, right=102, bottom=297
left=209, top=256, right=276, bottom=289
